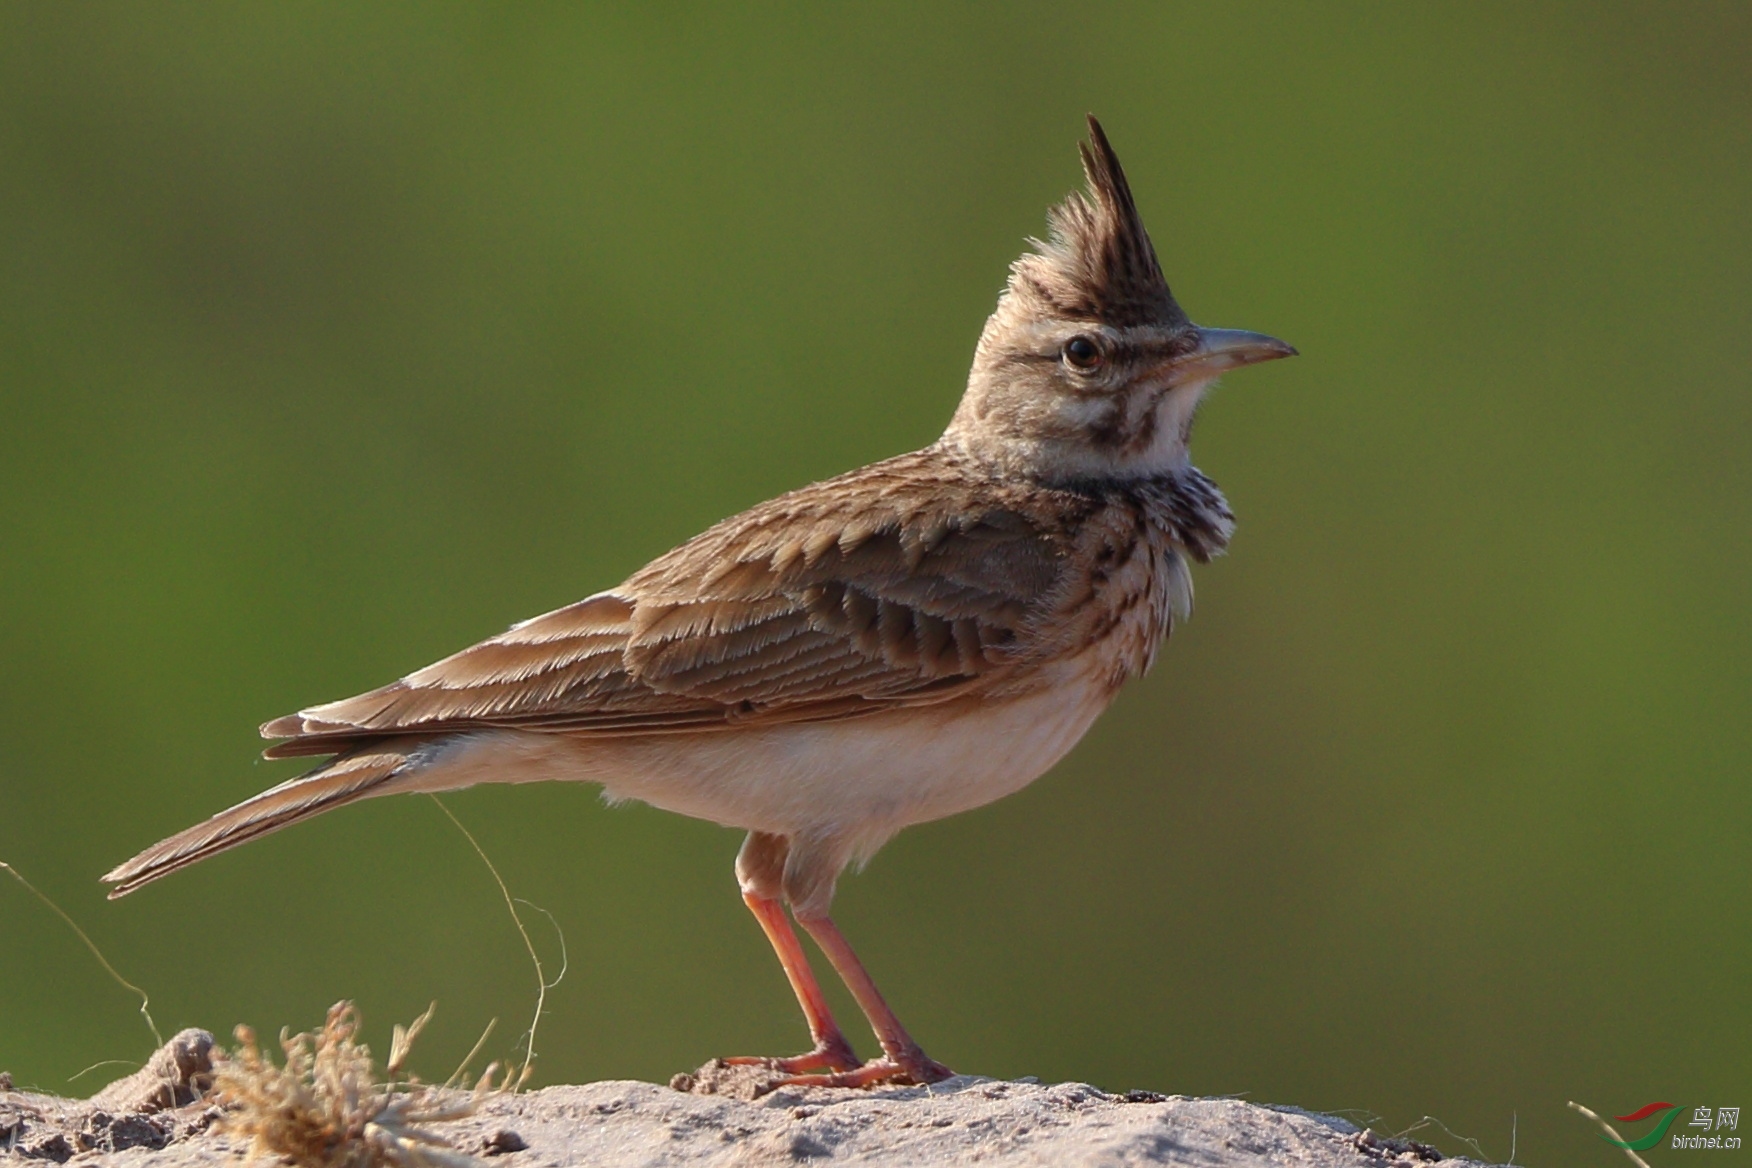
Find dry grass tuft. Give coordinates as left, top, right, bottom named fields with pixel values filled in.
left=216, top=1001, right=505, bottom=1168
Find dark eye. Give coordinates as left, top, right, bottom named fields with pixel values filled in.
left=1062, top=335, right=1103, bottom=371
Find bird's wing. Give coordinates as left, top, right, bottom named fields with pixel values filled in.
left=262, top=449, right=1093, bottom=757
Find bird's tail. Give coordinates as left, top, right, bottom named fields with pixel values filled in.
left=102, top=739, right=421, bottom=899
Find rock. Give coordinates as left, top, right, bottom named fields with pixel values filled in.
left=429, top=1076, right=1487, bottom=1166
left=0, top=1032, right=220, bottom=1162
left=3, top=1035, right=1506, bottom=1166
left=478, top=1127, right=529, bottom=1156
left=17, top=1079, right=1497, bottom=1166
left=89, top=1029, right=217, bottom=1114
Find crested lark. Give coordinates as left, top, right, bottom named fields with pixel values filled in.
left=106, top=117, right=1294, bottom=1088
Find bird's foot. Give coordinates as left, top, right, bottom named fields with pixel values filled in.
left=773, top=1049, right=953, bottom=1090
left=722, top=1035, right=861, bottom=1075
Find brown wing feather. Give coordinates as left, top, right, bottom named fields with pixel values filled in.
left=261, top=446, right=1096, bottom=757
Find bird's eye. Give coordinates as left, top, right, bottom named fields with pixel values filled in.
left=1062, top=335, right=1103, bottom=371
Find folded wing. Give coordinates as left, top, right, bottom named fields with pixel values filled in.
left=263, top=449, right=1083, bottom=759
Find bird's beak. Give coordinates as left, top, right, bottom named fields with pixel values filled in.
left=1166, top=327, right=1297, bottom=385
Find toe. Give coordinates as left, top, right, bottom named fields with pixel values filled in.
left=722, top=1037, right=861, bottom=1075
left=774, top=1054, right=954, bottom=1090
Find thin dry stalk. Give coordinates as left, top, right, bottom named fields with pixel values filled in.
left=2, top=859, right=162, bottom=1047
left=428, top=796, right=565, bottom=1088
left=1568, top=1101, right=1653, bottom=1168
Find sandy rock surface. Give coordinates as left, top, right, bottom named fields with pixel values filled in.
left=2, top=1039, right=1504, bottom=1167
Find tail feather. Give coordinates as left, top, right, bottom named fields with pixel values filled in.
left=103, top=742, right=416, bottom=899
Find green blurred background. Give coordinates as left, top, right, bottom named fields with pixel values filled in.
left=2, top=3, right=1746, bottom=1163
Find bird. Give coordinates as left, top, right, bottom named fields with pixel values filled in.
left=105, top=116, right=1294, bottom=1089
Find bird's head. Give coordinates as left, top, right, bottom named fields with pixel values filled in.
left=946, top=116, right=1295, bottom=482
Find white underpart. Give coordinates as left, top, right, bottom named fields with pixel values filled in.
left=1163, top=547, right=1195, bottom=622
left=1135, top=375, right=1220, bottom=475
left=383, top=658, right=1110, bottom=865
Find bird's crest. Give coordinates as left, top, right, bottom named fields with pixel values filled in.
left=1006, top=116, right=1187, bottom=330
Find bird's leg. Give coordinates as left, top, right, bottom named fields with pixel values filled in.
left=722, top=832, right=860, bottom=1074
left=779, top=912, right=954, bottom=1088
left=722, top=892, right=862, bottom=1072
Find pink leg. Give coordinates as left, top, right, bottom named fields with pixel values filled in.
left=779, top=913, right=953, bottom=1087
left=723, top=893, right=861, bottom=1073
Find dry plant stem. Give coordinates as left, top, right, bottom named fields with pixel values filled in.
left=1568, top=1101, right=1652, bottom=1168
left=1393, top=1115, right=1500, bottom=1165
left=1, top=859, right=162, bottom=1048
left=445, top=1018, right=498, bottom=1091
left=68, top=1058, right=144, bottom=1083
left=387, top=1003, right=437, bottom=1077
left=428, top=796, right=563, bottom=1089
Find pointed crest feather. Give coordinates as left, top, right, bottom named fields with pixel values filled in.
left=1007, top=115, right=1186, bottom=328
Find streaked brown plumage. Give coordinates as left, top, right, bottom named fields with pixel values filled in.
left=105, top=116, right=1294, bottom=1088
